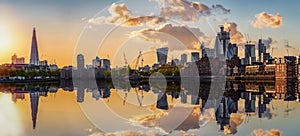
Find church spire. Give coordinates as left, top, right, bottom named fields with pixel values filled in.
left=30, top=27, right=40, bottom=65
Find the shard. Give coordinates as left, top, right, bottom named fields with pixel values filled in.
left=30, top=28, right=40, bottom=65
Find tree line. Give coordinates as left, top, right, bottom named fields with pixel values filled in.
left=0, top=68, right=60, bottom=80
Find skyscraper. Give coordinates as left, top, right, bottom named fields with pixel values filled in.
left=77, top=54, right=85, bottom=70
left=156, top=47, right=168, bottom=65
left=216, top=26, right=230, bottom=60
left=245, top=44, right=256, bottom=64
left=181, top=53, right=187, bottom=65
left=191, top=52, right=200, bottom=62
left=258, top=39, right=266, bottom=62
left=227, top=43, right=238, bottom=60
left=30, top=28, right=40, bottom=65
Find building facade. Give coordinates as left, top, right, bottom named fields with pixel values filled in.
left=156, top=47, right=168, bottom=65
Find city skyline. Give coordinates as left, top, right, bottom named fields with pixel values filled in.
left=1, top=0, right=299, bottom=68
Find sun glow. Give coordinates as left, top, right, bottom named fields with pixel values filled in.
left=0, top=94, right=24, bottom=136
left=0, top=25, right=12, bottom=51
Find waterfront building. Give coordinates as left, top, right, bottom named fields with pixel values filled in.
left=276, top=56, right=298, bottom=79
left=60, top=66, right=73, bottom=79
left=11, top=54, right=25, bottom=64
left=264, top=64, right=276, bottom=73
left=49, top=64, right=58, bottom=70
left=39, top=60, right=48, bottom=66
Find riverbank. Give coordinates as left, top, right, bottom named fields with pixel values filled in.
left=0, top=79, right=59, bottom=83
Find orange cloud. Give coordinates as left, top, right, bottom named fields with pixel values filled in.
left=159, top=0, right=230, bottom=22
left=89, top=130, right=161, bottom=136
left=88, top=3, right=165, bottom=26
left=252, top=12, right=283, bottom=29
left=224, top=22, right=245, bottom=44
left=251, top=129, right=282, bottom=136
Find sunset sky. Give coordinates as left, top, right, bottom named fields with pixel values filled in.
left=1, top=0, right=300, bottom=67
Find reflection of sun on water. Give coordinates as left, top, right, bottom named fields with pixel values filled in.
left=0, top=94, right=24, bottom=136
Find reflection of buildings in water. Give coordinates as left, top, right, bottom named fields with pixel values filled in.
left=215, top=96, right=237, bottom=130
left=156, top=92, right=169, bottom=110
left=30, top=92, right=40, bottom=129
left=11, top=93, right=25, bottom=103
left=37, top=79, right=300, bottom=133
left=73, top=80, right=114, bottom=102
left=0, top=84, right=57, bottom=130
left=180, top=89, right=187, bottom=104
left=77, top=87, right=85, bottom=103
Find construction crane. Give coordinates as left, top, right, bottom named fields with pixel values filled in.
left=244, top=33, right=249, bottom=44
left=134, top=50, right=143, bottom=70
left=123, top=52, right=128, bottom=66
left=134, top=88, right=144, bottom=109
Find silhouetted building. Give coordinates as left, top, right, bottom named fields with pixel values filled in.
left=39, top=60, right=48, bottom=66
left=101, top=59, right=111, bottom=70
left=217, top=26, right=230, bottom=60
left=30, top=28, right=40, bottom=65
left=245, top=44, right=256, bottom=64
left=92, top=56, right=101, bottom=68
left=181, top=53, right=187, bottom=65
left=263, top=53, right=272, bottom=63
left=227, top=43, right=238, bottom=60
left=77, top=54, right=85, bottom=70
left=30, top=92, right=40, bottom=129
left=156, top=47, right=168, bottom=65
left=191, top=52, right=200, bottom=62
left=258, top=39, right=266, bottom=62
left=156, top=92, right=168, bottom=110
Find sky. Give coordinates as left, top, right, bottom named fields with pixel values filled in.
left=0, top=0, right=300, bottom=68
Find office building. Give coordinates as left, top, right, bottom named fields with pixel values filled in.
left=77, top=54, right=85, bottom=70
left=216, top=26, right=230, bottom=60
left=191, top=52, right=200, bottom=62
left=258, top=39, right=266, bottom=62
left=156, top=47, right=168, bottom=65
left=181, top=53, right=187, bottom=65
left=245, top=44, right=256, bottom=64
left=102, top=59, right=111, bottom=70
left=227, top=43, right=238, bottom=60
left=92, top=56, right=101, bottom=68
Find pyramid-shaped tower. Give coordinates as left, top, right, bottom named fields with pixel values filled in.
left=30, top=28, right=40, bottom=65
